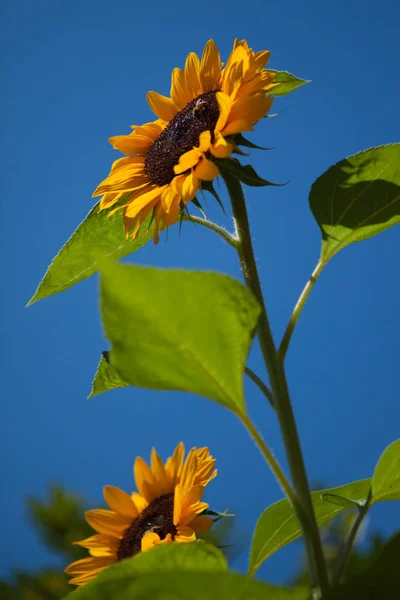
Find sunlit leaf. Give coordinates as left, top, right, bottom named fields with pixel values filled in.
left=63, top=543, right=309, bottom=599
left=88, top=352, right=129, bottom=399
left=249, top=480, right=371, bottom=576
left=99, top=259, right=260, bottom=413
left=27, top=200, right=158, bottom=306
left=309, top=144, right=400, bottom=262
left=371, top=439, right=400, bottom=503
left=268, top=70, right=309, bottom=96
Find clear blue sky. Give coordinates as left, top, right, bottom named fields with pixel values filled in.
left=1, top=0, right=399, bottom=585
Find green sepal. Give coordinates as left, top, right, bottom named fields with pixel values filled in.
left=191, top=196, right=207, bottom=218
left=201, top=180, right=226, bottom=213
left=234, top=133, right=272, bottom=151
left=217, top=157, right=282, bottom=187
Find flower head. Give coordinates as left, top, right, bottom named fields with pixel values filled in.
left=93, top=39, right=276, bottom=242
left=65, top=444, right=217, bottom=586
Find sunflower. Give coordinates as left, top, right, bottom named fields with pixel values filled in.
left=93, top=39, right=277, bottom=243
left=65, top=443, right=217, bottom=586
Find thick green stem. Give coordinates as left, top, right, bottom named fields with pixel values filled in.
left=223, top=173, right=329, bottom=596
left=279, top=260, right=324, bottom=360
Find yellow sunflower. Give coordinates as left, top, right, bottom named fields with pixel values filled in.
left=93, top=38, right=277, bottom=243
left=65, top=443, right=217, bottom=586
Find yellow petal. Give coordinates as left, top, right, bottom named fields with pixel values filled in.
left=93, top=169, right=149, bottom=197
left=184, top=52, right=202, bottom=98
left=189, top=515, right=214, bottom=534
left=175, top=525, right=196, bottom=543
left=161, top=184, right=178, bottom=213
left=171, top=67, right=192, bottom=109
left=103, top=486, right=138, bottom=518
left=65, top=556, right=112, bottom=576
left=141, top=531, right=161, bottom=552
left=134, top=455, right=157, bottom=500
left=124, top=185, right=166, bottom=220
left=199, top=39, right=221, bottom=92
left=229, top=94, right=273, bottom=128
left=165, top=442, right=185, bottom=482
left=181, top=171, right=199, bottom=202
left=147, top=91, right=178, bottom=121
left=174, top=148, right=201, bottom=174
left=99, top=192, right=123, bottom=211
left=194, top=158, right=219, bottom=181
left=75, top=534, right=119, bottom=557
left=151, top=447, right=171, bottom=494
left=198, top=130, right=211, bottom=152
left=215, top=92, right=233, bottom=131
left=221, top=118, right=253, bottom=137
left=210, top=133, right=233, bottom=159
left=85, top=509, right=130, bottom=537
left=109, top=134, right=153, bottom=155
left=131, top=491, right=148, bottom=513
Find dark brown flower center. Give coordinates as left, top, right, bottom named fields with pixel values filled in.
left=117, top=493, right=176, bottom=561
left=144, top=91, right=220, bottom=186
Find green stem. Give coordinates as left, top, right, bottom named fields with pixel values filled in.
left=223, top=173, right=329, bottom=596
left=239, top=413, right=296, bottom=507
left=245, top=367, right=274, bottom=408
left=182, top=213, right=239, bottom=248
left=279, top=260, right=324, bottom=360
left=332, top=495, right=371, bottom=586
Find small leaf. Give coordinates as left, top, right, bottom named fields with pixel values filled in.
left=371, top=439, right=400, bottom=503
left=249, top=479, right=371, bottom=576
left=27, top=201, right=159, bottom=306
left=234, top=133, right=272, bottom=151
left=268, top=70, right=309, bottom=96
left=191, top=196, right=207, bottom=218
left=88, top=352, right=129, bottom=399
left=321, top=493, right=366, bottom=509
left=99, top=259, right=260, bottom=413
left=63, top=544, right=310, bottom=599
left=217, top=158, right=281, bottom=187
left=309, top=144, right=400, bottom=263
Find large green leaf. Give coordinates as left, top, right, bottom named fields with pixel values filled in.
left=371, top=439, right=400, bottom=503
left=249, top=479, right=371, bottom=576
left=27, top=201, right=157, bottom=306
left=88, top=352, right=129, bottom=399
left=310, top=144, right=400, bottom=262
left=63, top=544, right=309, bottom=600
left=99, top=259, right=260, bottom=413
left=268, top=70, right=309, bottom=96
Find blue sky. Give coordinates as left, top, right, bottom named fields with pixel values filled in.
left=1, top=0, right=399, bottom=585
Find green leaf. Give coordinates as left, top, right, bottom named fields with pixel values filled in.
left=309, top=144, right=400, bottom=263
left=268, top=70, right=309, bottom=96
left=329, top=533, right=400, bottom=600
left=27, top=201, right=158, bottom=306
left=88, top=351, right=129, bottom=399
left=201, top=180, right=226, bottom=213
left=249, top=479, right=371, bottom=576
left=99, top=259, right=260, bottom=413
left=371, top=439, right=400, bottom=503
left=217, top=158, right=281, bottom=187
left=63, top=544, right=309, bottom=600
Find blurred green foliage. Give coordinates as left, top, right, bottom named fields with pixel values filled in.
left=0, top=485, right=390, bottom=599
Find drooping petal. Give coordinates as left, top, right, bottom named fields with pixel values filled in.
left=181, top=171, right=199, bottom=202
left=75, top=534, right=119, bottom=557
left=210, top=132, right=233, bottom=158
left=175, top=525, right=196, bottom=543
left=194, top=158, right=219, bottom=181
left=65, top=556, right=113, bottom=576
left=124, top=185, right=166, bottom=220
left=189, top=515, right=214, bottom=534
left=109, top=134, right=154, bottom=155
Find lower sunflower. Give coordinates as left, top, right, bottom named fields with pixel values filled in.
left=93, top=38, right=277, bottom=243
left=65, top=444, right=217, bottom=586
